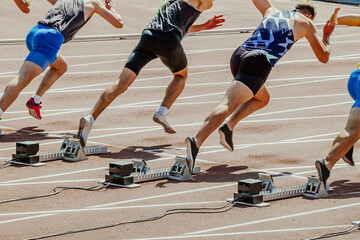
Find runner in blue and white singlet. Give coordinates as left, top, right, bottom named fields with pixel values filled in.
left=242, top=9, right=296, bottom=67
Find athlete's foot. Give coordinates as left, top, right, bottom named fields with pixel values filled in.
left=185, top=136, right=199, bottom=174
left=218, top=123, right=234, bottom=152
left=26, top=97, right=42, bottom=120
left=342, top=146, right=355, bottom=166
left=77, top=116, right=92, bottom=147
left=153, top=112, right=176, bottom=134
left=315, top=158, right=330, bottom=187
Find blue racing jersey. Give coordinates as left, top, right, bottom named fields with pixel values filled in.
left=241, top=9, right=296, bottom=67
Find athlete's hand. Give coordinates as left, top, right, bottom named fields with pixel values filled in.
left=105, top=0, right=115, bottom=11
left=203, top=15, right=225, bottom=30
left=330, top=7, right=340, bottom=25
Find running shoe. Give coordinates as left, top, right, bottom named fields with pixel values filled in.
left=77, top=116, right=92, bottom=147
left=26, top=97, right=42, bottom=120
left=315, top=158, right=330, bottom=187
left=218, top=123, right=234, bottom=152
left=153, top=112, right=176, bottom=134
left=185, top=136, right=198, bottom=174
left=342, top=146, right=355, bottom=166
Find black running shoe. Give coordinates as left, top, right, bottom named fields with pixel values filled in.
left=218, top=123, right=234, bottom=152
left=185, top=137, right=199, bottom=174
left=342, top=146, right=355, bottom=167
left=315, top=159, right=330, bottom=186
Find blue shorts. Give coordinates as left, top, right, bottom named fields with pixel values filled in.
left=347, top=68, right=360, bottom=108
left=25, top=24, right=64, bottom=71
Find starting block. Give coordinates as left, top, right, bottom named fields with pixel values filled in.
left=230, top=173, right=333, bottom=207
left=11, top=141, right=45, bottom=167
left=303, top=176, right=332, bottom=198
left=101, top=156, right=202, bottom=188
left=60, top=137, right=87, bottom=161
left=9, top=136, right=109, bottom=167
left=0, top=128, right=2, bottom=136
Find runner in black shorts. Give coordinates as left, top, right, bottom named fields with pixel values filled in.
left=184, top=0, right=337, bottom=174
left=77, top=0, right=225, bottom=147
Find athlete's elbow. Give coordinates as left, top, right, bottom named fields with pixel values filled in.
left=318, top=53, right=330, bottom=63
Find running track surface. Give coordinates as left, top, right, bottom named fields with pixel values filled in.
left=0, top=0, right=360, bottom=239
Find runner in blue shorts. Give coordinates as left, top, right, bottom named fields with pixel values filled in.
left=0, top=0, right=123, bottom=121
left=315, top=10, right=360, bottom=187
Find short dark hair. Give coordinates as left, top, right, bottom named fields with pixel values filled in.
left=295, top=0, right=317, bottom=20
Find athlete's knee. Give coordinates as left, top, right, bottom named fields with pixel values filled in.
left=52, top=58, right=68, bottom=76
left=173, top=67, right=188, bottom=80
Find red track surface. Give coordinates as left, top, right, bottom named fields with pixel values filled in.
left=0, top=0, right=359, bottom=239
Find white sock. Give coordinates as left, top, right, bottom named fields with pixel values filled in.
left=87, top=114, right=95, bottom=127
left=156, top=106, right=168, bottom=116
left=0, top=108, right=3, bottom=118
left=32, top=94, right=42, bottom=104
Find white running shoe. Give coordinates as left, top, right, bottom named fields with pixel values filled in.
left=77, top=116, right=92, bottom=147
left=153, top=112, right=176, bottom=134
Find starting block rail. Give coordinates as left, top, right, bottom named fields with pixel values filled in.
left=231, top=174, right=333, bottom=207
left=9, top=137, right=109, bottom=167
left=102, top=156, right=201, bottom=187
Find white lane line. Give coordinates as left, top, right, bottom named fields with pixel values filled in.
left=123, top=225, right=351, bottom=240
left=251, top=101, right=352, bottom=117
left=263, top=163, right=349, bottom=171
left=0, top=179, right=100, bottom=186
left=0, top=214, right=54, bottom=225
left=185, top=202, right=360, bottom=235
left=0, top=167, right=107, bottom=184
left=0, top=201, right=225, bottom=217
left=88, top=183, right=236, bottom=208
left=0, top=51, right=357, bottom=78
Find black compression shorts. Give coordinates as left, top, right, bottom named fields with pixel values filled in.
left=125, top=29, right=187, bottom=75
left=230, top=47, right=272, bottom=95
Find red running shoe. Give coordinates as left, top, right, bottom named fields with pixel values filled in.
left=26, top=97, right=42, bottom=120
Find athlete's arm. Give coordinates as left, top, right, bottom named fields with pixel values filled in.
left=188, top=15, right=225, bottom=33
left=88, top=0, right=123, bottom=28
left=13, top=0, right=30, bottom=13
left=338, top=15, right=360, bottom=27
left=252, top=0, right=277, bottom=17
left=47, top=0, right=57, bottom=5
left=197, top=0, right=213, bottom=11
left=305, top=19, right=335, bottom=63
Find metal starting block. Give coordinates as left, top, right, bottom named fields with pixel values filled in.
left=10, top=136, right=109, bottom=167
left=230, top=174, right=333, bottom=207
left=101, top=156, right=202, bottom=188
left=303, top=175, right=332, bottom=198
left=60, top=137, right=87, bottom=161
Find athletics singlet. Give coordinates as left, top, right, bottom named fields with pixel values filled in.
left=241, top=10, right=296, bottom=67
left=38, top=0, right=91, bottom=43
left=145, top=0, right=201, bottom=38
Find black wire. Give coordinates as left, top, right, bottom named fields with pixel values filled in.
left=25, top=200, right=238, bottom=240
left=0, top=182, right=110, bottom=205
left=307, top=223, right=360, bottom=240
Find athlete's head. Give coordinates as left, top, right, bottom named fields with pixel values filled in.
left=295, top=0, right=317, bottom=20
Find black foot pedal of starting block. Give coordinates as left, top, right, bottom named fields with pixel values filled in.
left=303, top=176, right=333, bottom=198
left=101, top=161, right=140, bottom=188
left=11, top=141, right=46, bottom=167
left=60, top=136, right=87, bottom=162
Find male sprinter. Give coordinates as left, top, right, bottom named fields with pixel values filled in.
left=77, top=0, right=224, bottom=146
left=13, top=0, right=30, bottom=13
left=0, top=0, right=123, bottom=121
left=185, top=0, right=337, bottom=173
left=316, top=13, right=360, bottom=186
